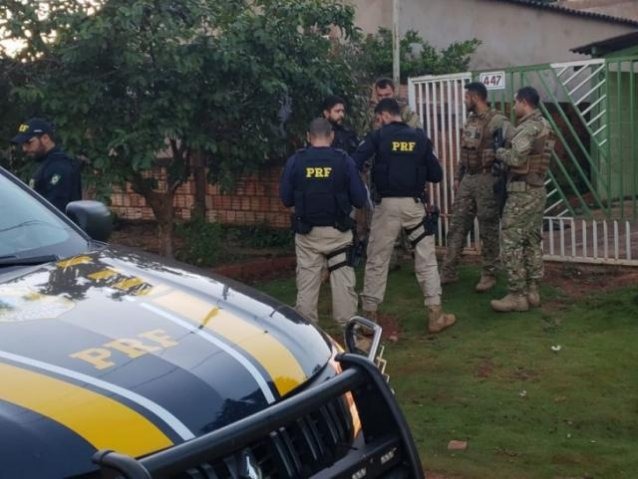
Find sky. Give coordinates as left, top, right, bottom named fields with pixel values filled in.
left=1, top=0, right=100, bottom=57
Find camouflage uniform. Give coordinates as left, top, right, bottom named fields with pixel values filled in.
left=495, top=110, right=554, bottom=301
left=441, top=109, right=509, bottom=285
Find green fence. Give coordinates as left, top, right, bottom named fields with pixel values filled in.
left=474, top=57, right=638, bottom=220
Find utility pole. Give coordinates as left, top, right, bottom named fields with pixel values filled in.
left=392, top=0, right=400, bottom=86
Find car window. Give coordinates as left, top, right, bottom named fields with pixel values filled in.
left=0, top=171, right=88, bottom=260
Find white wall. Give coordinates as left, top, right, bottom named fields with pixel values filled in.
left=350, top=0, right=636, bottom=70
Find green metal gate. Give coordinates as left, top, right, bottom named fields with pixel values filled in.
left=409, top=56, right=638, bottom=265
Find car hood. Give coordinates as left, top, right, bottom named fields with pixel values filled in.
left=0, top=247, right=333, bottom=477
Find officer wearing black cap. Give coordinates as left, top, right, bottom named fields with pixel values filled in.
left=280, top=118, right=367, bottom=327
left=352, top=98, right=456, bottom=334
left=12, top=118, right=82, bottom=213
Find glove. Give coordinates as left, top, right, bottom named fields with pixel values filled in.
left=491, top=159, right=506, bottom=177
left=495, top=147, right=507, bottom=161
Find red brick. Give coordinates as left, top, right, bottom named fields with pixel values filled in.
left=245, top=181, right=256, bottom=196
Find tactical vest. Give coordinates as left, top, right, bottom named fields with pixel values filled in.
left=460, top=110, right=498, bottom=173
left=509, top=119, right=555, bottom=187
left=293, top=148, right=351, bottom=228
left=372, top=123, right=429, bottom=198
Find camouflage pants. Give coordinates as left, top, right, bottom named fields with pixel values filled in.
left=442, top=173, right=500, bottom=277
left=501, top=185, right=546, bottom=294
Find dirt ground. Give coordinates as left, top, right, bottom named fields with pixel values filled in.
left=543, top=261, right=638, bottom=300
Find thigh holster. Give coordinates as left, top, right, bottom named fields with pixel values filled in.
left=404, top=210, right=438, bottom=247
left=326, top=245, right=354, bottom=272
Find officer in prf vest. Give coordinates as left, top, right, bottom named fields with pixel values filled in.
left=353, top=98, right=456, bottom=334
left=280, top=118, right=367, bottom=328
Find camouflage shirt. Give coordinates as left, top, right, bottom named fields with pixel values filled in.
left=496, top=110, right=551, bottom=169
left=456, top=108, right=509, bottom=180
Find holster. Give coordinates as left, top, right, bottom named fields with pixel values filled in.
left=335, top=215, right=355, bottom=233
left=291, top=214, right=312, bottom=235
left=326, top=245, right=355, bottom=272
left=404, top=205, right=439, bottom=247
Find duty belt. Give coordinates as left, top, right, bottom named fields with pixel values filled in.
left=465, top=167, right=491, bottom=175
left=506, top=181, right=544, bottom=193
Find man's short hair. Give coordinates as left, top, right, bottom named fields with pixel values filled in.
left=516, top=86, right=540, bottom=108
left=308, top=118, right=333, bottom=138
left=374, top=98, right=401, bottom=116
left=374, top=77, right=395, bottom=91
left=465, top=82, right=488, bottom=101
left=322, top=95, right=345, bottom=112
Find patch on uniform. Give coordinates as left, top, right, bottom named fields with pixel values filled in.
left=512, top=134, right=532, bottom=153
left=50, top=174, right=61, bottom=185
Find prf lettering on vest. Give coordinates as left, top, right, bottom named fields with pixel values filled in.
left=392, top=141, right=416, bottom=152
left=306, top=167, right=333, bottom=178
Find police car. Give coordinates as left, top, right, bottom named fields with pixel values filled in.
left=0, top=166, right=423, bottom=478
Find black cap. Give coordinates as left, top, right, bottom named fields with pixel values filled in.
left=11, top=118, right=54, bottom=144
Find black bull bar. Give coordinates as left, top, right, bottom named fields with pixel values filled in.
left=93, top=353, right=424, bottom=479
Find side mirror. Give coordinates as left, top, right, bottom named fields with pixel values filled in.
left=344, top=316, right=382, bottom=361
left=66, top=200, right=113, bottom=242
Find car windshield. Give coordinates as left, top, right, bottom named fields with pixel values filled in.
left=0, top=170, right=89, bottom=262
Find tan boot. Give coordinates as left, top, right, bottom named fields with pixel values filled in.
left=440, top=271, right=459, bottom=285
left=360, top=310, right=377, bottom=338
left=427, top=305, right=457, bottom=333
left=361, top=309, right=378, bottom=322
left=475, top=274, right=496, bottom=293
left=527, top=283, right=541, bottom=308
left=490, top=293, right=529, bottom=312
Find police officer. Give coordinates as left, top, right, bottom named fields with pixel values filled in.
left=322, top=95, right=359, bottom=155
left=441, top=82, right=510, bottom=292
left=491, top=87, right=554, bottom=312
left=371, top=77, right=422, bottom=129
left=11, top=118, right=82, bottom=213
left=280, top=118, right=367, bottom=327
left=353, top=99, right=456, bottom=334
left=370, top=78, right=422, bottom=269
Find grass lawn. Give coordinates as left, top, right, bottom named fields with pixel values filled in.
left=257, top=263, right=638, bottom=479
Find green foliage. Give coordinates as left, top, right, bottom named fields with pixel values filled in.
left=175, top=221, right=292, bottom=267
left=0, top=0, right=362, bottom=189
left=0, top=0, right=364, bottom=255
left=223, top=224, right=293, bottom=249
left=353, top=28, right=480, bottom=83
left=175, top=216, right=223, bottom=267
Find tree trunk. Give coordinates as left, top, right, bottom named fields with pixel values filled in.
left=192, top=151, right=207, bottom=220
left=145, top=190, right=175, bottom=257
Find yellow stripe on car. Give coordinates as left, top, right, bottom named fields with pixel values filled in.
left=0, top=362, right=173, bottom=456
left=57, top=256, right=93, bottom=268
left=152, top=291, right=307, bottom=396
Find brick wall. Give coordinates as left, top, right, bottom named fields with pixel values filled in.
left=109, top=166, right=291, bottom=228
